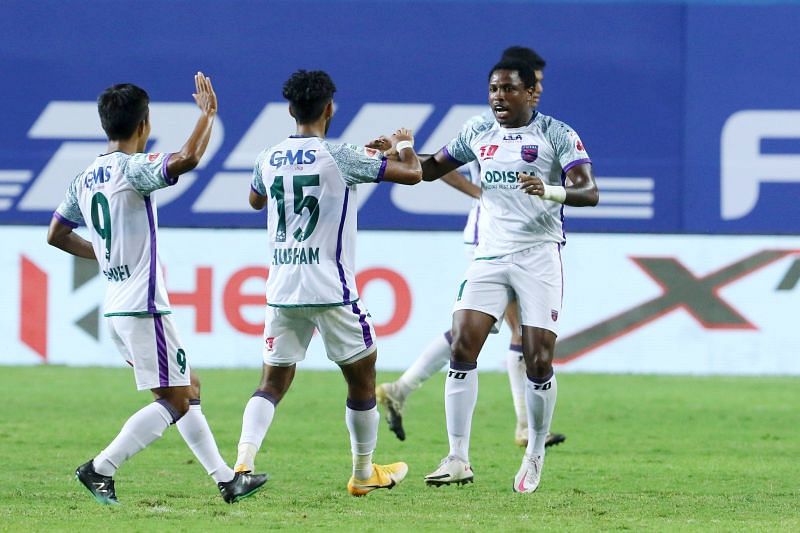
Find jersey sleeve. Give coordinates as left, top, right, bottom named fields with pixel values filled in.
left=251, top=149, right=269, bottom=196
left=324, top=141, right=386, bottom=185
left=53, top=174, right=84, bottom=227
left=548, top=122, right=591, bottom=173
left=442, top=114, right=493, bottom=165
left=124, top=152, right=177, bottom=195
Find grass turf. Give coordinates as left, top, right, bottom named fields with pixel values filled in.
left=0, top=367, right=797, bottom=531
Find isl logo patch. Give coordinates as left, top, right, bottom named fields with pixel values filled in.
left=521, top=145, right=538, bottom=163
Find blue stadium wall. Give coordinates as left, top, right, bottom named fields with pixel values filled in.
left=1, top=0, right=798, bottom=234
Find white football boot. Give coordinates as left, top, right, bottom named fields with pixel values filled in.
left=512, top=454, right=543, bottom=493
left=424, top=456, right=474, bottom=486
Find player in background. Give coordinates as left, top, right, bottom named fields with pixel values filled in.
left=233, top=70, right=421, bottom=496
left=421, top=59, right=599, bottom=492
left=376, top=46, right=565, bottom=450
left=47, top=74, right=267, bottom=505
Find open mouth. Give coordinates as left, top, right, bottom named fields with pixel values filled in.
left=493, top=105, right=509, bottom=119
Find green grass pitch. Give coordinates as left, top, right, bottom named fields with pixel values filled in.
left=0, top=366, right=797, bottom=531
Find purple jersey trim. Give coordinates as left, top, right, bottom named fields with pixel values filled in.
left=153, top=315, right=170, bottom=388
left=558, top=243, right=564, bottom=304
left=442, top=146, right=465, bottom=165
left=375, top=157, right=387, bottom=183
left=162, top=153, right=178, bottom=185
left=250, top=184, right=266, bottom=197
left=335, top=188, right=353, bottom=302
left=52, top=211, right=79, bottom=229
left=144, top=196, right=158, bottom=313
left=562, top=157, right=591, bottom=174
left=559, top=171, right=567, bottom=246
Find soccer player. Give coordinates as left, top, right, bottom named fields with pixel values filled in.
left=233, top=70, right=421, bottom=496
left=376, top=46, right=566, bottom=450
left=420, top=58, right=599, bottom=493
left=47, top=74, right=267, bottom=504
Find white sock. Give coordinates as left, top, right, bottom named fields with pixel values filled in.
left=236, top=393, right=276, bottom=470
left=506, top=345, right=526, bottom=427
left=93, top=400, right=174, bottom=476
left=345, top=402, right=379, bottom=480
left=525, top=372, right=558, bottom=459
left=395, top=331, right=451, bottom=399
left=444, top=362, right=478, bottom=463
left=176, top=402, right=234, bottom=483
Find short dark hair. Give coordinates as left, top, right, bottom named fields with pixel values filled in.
left=488, top=58, right=537, bottom=88
left=282, top=70, right=337, bottom=124
left=97, top=83, right=150, bottom=140
left=501, top=46, right=546, bottom=71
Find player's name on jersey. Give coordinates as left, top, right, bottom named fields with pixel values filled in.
left=103, top=264, right=132, bottom=282
left=272, top=247, right=320, bottom=265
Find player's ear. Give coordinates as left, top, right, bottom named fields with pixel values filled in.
left=324, top=100, right=334, bottom=120
left=288, top=104, right=296, bottom=120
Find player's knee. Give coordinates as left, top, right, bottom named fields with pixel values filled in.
left=450, top=330, right=476, bottom=363
left=524, top=347, right=554, bottom=376
left=190, top=372, right=201, bottom=399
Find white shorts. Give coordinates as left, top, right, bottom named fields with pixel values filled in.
left=107, top=314, right=191, bottom=391
left=262, top=302, right=377, bottom=367
left=453, top=242, right=563, bottom=336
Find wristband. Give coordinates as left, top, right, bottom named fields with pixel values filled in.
left=395, top=140, right=414, bottom=152
left=541, top=184, right=567, bottom=204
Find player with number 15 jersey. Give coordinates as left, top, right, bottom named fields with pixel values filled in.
left=251, top=137, right=386, bottom=308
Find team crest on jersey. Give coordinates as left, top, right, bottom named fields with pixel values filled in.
left=265, top=337, right=275, bottom=351
left=147, top=153, right=161, bottom=162
left=551, top=309, right=559, bottom=321
left=521, top=145, right=538, bottom=163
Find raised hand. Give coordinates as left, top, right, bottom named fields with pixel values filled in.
left=192, top=71, right=218, bottom=116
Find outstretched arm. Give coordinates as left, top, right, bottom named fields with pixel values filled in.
left=518, top=163, right=599, bottom=207
left=166, top=72, right=218, bottom=178
left=421, top=151, right=461, bottom=182
left=47, top=218, right=96, bottom=259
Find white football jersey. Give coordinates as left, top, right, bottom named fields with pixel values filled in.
left=54, top=151, right=176, bottom=316
left=461, top=111, right=494, bottom=246
left=444, top=112, right=591, bottom=257
left=251, top=136, right=385, bottom=307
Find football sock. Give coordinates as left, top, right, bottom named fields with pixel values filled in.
left=506, top=344, right=527, bottom=427
left=345, top=399, right=379, bottom=480
left=525, top=370, right=558, bottom=459
left=395, top=330, right=451, bottom=399
left=93, top=400, right=174, bottom=477
left=236, top=391, right=277, bottom=469
left=176, top=400, right=234, bottom=483
left=445, top=361, right=478, bottom=463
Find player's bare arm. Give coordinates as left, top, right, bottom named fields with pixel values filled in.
left=441, top=170, right=480, bottom=199
left=421, top=150, right=461, bottom=182
left=378, top=128, right=422, bottom=185
left=518, top=163, right=599, bottom=207
left=47, top=218, right=96, bottom=259
left=166, top=72, right=218, bottom=178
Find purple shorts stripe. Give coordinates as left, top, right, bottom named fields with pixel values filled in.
left=562, top=157, right=591, bottom=174
left=153, top=314, right=169, bottom=388
left=144, top=196, right=158, bottom=313
left=52, top=211, right=79, bottom=228
left=351, top=302, right=373, bottom=348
